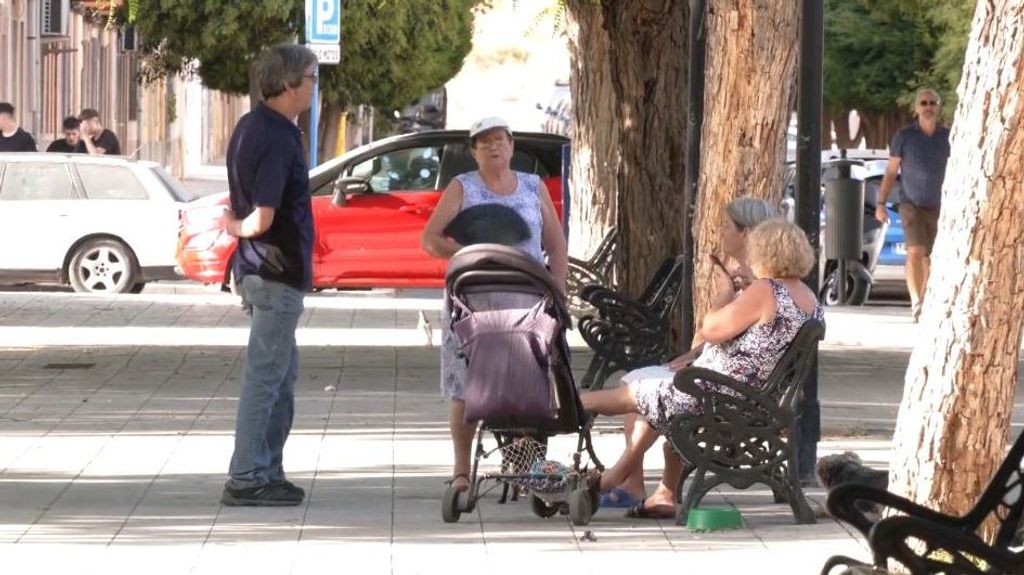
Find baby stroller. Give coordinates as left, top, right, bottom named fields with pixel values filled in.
left=441, top=244, right=603, bottom=526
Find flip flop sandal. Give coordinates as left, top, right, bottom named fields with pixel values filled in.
left=625, top=502, right=677, bottom=520
left=599, top=487, right=643, bottom=508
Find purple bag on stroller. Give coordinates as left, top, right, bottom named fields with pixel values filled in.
left=453, top=296, right=559, bottom=422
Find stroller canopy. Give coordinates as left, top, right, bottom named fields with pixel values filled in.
left=446, top=244, right=564, bottom=306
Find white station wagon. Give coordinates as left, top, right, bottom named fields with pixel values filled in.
left=0, top=153, right=191, bottom=293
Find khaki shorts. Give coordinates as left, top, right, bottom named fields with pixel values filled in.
left=898, top=202, right=940, bottom=255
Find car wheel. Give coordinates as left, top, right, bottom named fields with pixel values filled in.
left=129, top=283, right=146, bottom=294
left=68, top=238, right=139, bottom=294
left=820, top=261, right=871, bottom=306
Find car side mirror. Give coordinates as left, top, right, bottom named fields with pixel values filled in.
left=332, top=176, right=371, bottom=206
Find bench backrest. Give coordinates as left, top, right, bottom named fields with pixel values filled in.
left=638, top=255, right=687, bottom=321
left=967, top=427, right=1024, bottom=548
left=761, top=319, right=826, bottom=412
left=588, top=227, right=618, bottom=275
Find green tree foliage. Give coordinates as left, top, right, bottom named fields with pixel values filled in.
left=824, top=0, right=973, bottom=122
left=134, top=0, right=480, bottom=111
left=322, top=0, right=477, bottom=111
left=911, top=0, right=975, bottom=116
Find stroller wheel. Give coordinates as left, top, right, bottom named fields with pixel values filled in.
left=442, top=486, right=463, bottom=523
left=529, top=493, right=559, bottom=519
left=568, top=487, right=594, bottom=526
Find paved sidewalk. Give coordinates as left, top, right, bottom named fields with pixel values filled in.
left=0, top=290, right=1010, bottom=574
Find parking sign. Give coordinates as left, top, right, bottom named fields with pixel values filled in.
left=306, top=0, right=340, bottom=45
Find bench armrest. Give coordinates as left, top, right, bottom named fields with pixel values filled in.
left=672, top=366, right=765, bottom=397
left=869, top=515, right=1020, bottom=575
left=667, top=367, right=791, bottom=478
left=826, top=482, right=971, bottom=539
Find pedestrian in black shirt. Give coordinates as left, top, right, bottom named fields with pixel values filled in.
left=0, top=102, right=38, bottom=152
left=219, top=43, right=318, bottom=507
left=46, top=116, right=87, bottom=154
left=78, top=108, right=121, bottom=155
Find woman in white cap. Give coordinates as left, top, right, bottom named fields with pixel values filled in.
left=422, top=117, right=568, bottom=493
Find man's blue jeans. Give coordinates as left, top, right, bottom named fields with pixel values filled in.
left=227, top=275, right=305, bottom=489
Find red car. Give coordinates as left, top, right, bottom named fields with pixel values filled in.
left=176, top=130, right=569, bottom=288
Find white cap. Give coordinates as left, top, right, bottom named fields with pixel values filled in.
left=469, top=116, right=512, bottom=139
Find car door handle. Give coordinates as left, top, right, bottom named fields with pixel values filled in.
left=399, top=206, right=427, bottom=215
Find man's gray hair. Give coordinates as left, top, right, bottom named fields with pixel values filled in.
left=255, top=43, right=318, bottom=100
left=727, top=196, right=777, bottom=230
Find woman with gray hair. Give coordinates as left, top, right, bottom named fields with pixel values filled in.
left=596, top=196, right=778, bottom=510
left=589, top=218, right=821, bottom=519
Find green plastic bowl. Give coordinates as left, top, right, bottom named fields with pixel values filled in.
left=686, top=507, right=743, bottom=531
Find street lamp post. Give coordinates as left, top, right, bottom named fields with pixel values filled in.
left=795, top=0, right=824, bottom=482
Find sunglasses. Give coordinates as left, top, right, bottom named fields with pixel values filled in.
left=918, top=100, right=939, bottom=107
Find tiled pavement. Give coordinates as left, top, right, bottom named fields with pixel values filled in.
left=0, top=290, right=1011, bottom=574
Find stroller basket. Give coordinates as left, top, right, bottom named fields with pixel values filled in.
left=488, top=436, right=570, bottom=494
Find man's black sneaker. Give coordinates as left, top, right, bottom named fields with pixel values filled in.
left=273, top=479, right=305, bottom=499
left=220, top=482, right=304, bottom=507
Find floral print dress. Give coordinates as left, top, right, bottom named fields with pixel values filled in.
left=633, top=279, right=824, bottom=434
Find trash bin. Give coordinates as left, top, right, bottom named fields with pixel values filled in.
left=823, top=153, right=865, bottom=305
left=823, top=156, right=864, bottom=261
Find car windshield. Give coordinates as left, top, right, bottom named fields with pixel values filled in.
left=150, top=166, right=195, bottom=202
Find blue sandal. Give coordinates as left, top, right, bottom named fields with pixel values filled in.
left=599, top=487, right=643, bottom=508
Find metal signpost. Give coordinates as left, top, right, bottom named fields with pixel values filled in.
left=305, top=0, right=341, bottom=168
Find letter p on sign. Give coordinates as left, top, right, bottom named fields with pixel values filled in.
left=307, top=0, right=340, bottom=44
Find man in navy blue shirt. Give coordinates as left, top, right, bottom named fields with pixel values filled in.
left=220, top=43, right=317, bottom=507
left=876, top=88, right=950, bottom=322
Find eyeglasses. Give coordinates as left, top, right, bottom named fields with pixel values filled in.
left=477, top=136, right=512, bottom=147
left=304, top=72, right=318, bottom=80
left=918, top=100, right=939, bottom=107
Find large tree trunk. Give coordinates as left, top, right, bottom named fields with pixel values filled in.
left=601, top=0, right=689, bottom=297
left=691, top=0, right=798, bottom=325
left=565, top=1, right=619, bottom=261
left=890, top=1, right=1024, bottom=530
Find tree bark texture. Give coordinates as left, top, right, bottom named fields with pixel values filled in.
left=890, top=1, right=1024, bottom=527
left=565, top=1, right=620, bottom=261
left=691, top=0, right=798, bottom=325
left=601, top=0, right=689, bottom=297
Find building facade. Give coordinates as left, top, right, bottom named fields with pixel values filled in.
left=0, top=0, right=246, bottom=176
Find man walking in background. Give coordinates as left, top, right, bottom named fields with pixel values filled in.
left=79, top=108, right=121, bottom=155
left=875, top=88, right=950, bottom=322
left=220, top=43, right=318, bottom=507
left=46, top=116, right=87, bottom=153
left=0, top=102, right=37, bottom=152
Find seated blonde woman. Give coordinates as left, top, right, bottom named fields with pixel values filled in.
left=599, top=196, right=777, bottom=509
left=582, top=218, right=823, bottom=519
